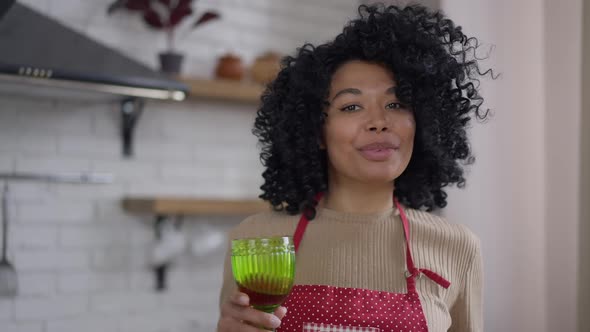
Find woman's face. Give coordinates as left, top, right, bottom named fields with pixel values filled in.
left=323, top=60, right=416, bottom=185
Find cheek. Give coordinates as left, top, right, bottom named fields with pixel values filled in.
left=399, top=115, right=416, bottom=143
left=323, top=119, right=356, bottom=150
left=323, top=120, right=359, bottom=171
left=395, top=115, right=416, bottom=163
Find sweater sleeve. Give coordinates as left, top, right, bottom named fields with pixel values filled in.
left=449, top=238, right=484, bottom=332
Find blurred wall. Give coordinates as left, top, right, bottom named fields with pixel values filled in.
left=443, top=0, right=584, bottom=331
left=580, top=0, right=590, bottom=329
left=543, top=0, right=582, bottom=330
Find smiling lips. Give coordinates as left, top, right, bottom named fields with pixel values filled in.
left=358, top=142, right=399, bottom=161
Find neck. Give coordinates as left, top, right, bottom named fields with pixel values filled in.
left=323, top=175, right=395, bottom=214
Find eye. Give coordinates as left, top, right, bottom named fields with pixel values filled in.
left=386, top=102, right=406, bottom=110
left=340, top=104, right=361, bottom=112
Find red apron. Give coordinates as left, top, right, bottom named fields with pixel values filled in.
left=278, top=194, right=451, bottom=332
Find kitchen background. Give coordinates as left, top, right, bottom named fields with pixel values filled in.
left=0, top=0, right=588, bottom=332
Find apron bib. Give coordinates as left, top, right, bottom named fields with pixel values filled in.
left=278, top=194, right=450, bottom=332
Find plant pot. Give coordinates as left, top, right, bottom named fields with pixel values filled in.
left=159, top=52, right=184, bottom=74
left=215, top=53, right=244, bottom=80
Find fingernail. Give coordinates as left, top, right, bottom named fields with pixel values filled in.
left=270, top=315, right=281, bottom=328
left=237, top=295, right=248, bottom=305
left=277, top=306, right=287, bottom=315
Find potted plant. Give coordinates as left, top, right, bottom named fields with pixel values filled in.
left=108, top=0, right=220, bottom=74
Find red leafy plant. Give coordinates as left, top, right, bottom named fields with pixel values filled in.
left=108, top=0, right=220, bottom=52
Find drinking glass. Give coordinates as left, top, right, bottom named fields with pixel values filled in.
left=231, top=236, right=296, bottom=327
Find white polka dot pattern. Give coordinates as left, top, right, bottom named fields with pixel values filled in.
left=278, top=284, right=429, bottom=332
left=303, top=322, right=380, bottom=331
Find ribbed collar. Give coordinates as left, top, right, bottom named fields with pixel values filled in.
left=314, top=205, right=401, bottom=224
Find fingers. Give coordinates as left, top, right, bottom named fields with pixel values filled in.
left=229, top=292, right=250, bottom=306
left=225, top=305, right=281, bottom=329
left=274, top=306, right=288, bottom=320
left=217, top=316, right=267, bottom=332
left=218, top=292, right=284, bottom=331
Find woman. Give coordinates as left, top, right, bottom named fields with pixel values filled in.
left=218, top=4, right=492, bottom=332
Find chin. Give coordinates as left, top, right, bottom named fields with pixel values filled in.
left=358, top=170, right=399, bottom=184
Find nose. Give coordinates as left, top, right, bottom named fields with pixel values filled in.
left=366, top=107, right=388, bottom=133
left=369, top=124, right=388, bottom=133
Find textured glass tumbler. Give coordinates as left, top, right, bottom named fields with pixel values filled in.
left=231, top=236, right=296, bottom=315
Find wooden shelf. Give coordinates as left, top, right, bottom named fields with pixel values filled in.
left=123, top=197, right=270, bottom=291
left=122, top=197, right=269, bottom=216
left=181, top=78, right=264, bottom=103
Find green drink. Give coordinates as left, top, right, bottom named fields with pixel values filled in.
left=231, top=236, right=295, bottom=313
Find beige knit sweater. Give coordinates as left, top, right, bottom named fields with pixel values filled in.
left=219, top=205, right=483, bottom=332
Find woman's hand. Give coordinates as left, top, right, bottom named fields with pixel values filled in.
left=217, top=291, right=287, bottom=331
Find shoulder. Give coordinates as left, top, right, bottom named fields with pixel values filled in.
left=236, top=210, right=299, bottom=228
left=228, top=210, right=300, bottom=240
left=404, top=208, right=481, bottom=258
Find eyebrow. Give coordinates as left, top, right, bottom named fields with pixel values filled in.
left=385, top=86, right=397, bottom=95
left=331, top=86, right=397, bottom=102
left=332, top=88, right=361, bottom=101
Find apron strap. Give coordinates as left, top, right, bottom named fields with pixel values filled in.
left=395, top=198, right=451, bottom=291
left=293, top=192, right=323, bottom=252
left=293, top=193, right=450, bottom=291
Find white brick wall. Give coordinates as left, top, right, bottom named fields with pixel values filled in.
left=90, top=291, right=158, bottom=314
left=14, top=296, right=88, bottom=320
left=0, top=0, right=358, bottom=331
left=0, top=298, right=14, bottom=320
left=17, top=273, right=56, bottom=297
left=14, top=251, right=90, bottom=271
left=2, top=322, right=44, bottom=332
left=46, top=316, right=119, bottom=332
left=57, top=272, right=128, bottom=293
left=11, top=225, right=57, bottom=249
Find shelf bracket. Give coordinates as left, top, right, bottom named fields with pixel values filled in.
left=121, top=98, right=144, bottom=157
left=154, top=214, right=168, bottom=291
left=152, top=214, right=185, bottom=292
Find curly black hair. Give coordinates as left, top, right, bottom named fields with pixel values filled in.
left=253, top=3, right=494, bottom=218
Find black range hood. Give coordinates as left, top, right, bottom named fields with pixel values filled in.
left=0, top=1, right=191, bottom=157
left=0, top=1, right=188, bottom=102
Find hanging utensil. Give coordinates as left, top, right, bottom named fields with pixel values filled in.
left=0, top=183, right=17, bottom=297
